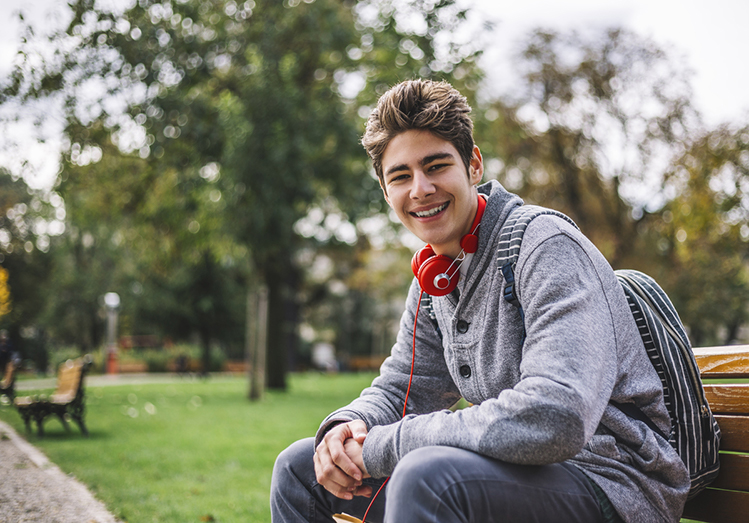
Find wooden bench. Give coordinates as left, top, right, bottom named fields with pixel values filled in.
left=0, top=359, right=17, bottom=401
left=14, top=355, right=93, bottom=437
left=680, top=345, right=749, bottom=523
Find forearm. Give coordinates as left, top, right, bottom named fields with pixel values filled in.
left=361, top=380, right=591, bottom=478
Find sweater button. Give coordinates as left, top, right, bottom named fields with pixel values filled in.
left=459, top=365, right=471, bottom=378
left=457, top=320, right=469, bottom=333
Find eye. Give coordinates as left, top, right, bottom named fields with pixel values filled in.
left=388, top=173, right=410, bottom=183
left=427, top=162, right=449, bottom=172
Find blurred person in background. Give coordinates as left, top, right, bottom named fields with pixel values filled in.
left=0, top=330, right=13, bottom=371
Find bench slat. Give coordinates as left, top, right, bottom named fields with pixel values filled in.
left=710, top=453, right=749, bottom=491
left=56, top=365, right=83, bottom=397
left=715, top=415, right=749, bottom=452
left=681, top=489, right=749, bottom=523
left=704, top=384, right=749, bottom=415
left=694, top=346, right=749, bottom=378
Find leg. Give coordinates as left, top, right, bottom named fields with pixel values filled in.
left=385, top=446, right=606, bottom=523
left=18, top=406, right=33, bottom=434
left=70, top=407, right=89, bottom=436
left=271, top=437, right=387, bottom=523
left=34, top=410, right=46, bottom=437
left=57, top=412, right=71, bottom=432
left=74, top=416, right=89, bottom=437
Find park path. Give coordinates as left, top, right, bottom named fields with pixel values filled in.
left=15, top=371, right=200, bottom=391
left=0, top=418, right=120, bottom=523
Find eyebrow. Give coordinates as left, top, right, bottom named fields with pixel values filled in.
left=384, top=152, right=456, bottom=179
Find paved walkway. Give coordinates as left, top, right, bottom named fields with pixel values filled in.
left=15, top=371, right=236, bottom=392
left=15, top=372, right=200, bottom=391
left=0, top=419, right=119, bottom=522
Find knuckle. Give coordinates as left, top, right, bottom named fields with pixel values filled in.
left=321, top=462, right=336, bottom=477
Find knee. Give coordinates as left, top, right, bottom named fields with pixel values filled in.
left=272, top=437, right=315, bottom=488
left=389, top=446, right=457, bottom=494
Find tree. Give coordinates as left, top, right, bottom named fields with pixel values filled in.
left=476, top=28, right=698, bottom=267
left=653, top=124, right=749, bottom=344
left=0, top=169, right=59, bottom=368
left=0, top=0, right=494, bottom=389
left=473, top=27, right=749, bottom=344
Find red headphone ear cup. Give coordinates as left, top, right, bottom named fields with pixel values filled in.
left=411, top=245, right=435, bottom=277
left=417, top=255, right=459, bottom=296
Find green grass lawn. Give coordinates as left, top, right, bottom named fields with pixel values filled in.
left=0, top=372, right=376, bottom=523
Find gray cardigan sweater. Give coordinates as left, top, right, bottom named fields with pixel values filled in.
left=317, top=181, right=689, bottom=522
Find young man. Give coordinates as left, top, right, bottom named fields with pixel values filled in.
left=271, top=79, right=689, bottom=522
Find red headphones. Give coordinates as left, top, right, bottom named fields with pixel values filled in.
left=411, top=194, right=487, bottom=296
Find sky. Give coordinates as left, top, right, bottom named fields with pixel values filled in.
left=471, top=0, right=749, bottom=127
left=1, top=0, right=748, bottom=188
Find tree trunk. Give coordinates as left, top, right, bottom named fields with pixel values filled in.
left=263, top=256, right=301, bottom=390
left=247, top=286, right=268, bottom=400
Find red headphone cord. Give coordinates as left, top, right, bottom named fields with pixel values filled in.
left=360, top=288, right=423, bottom=522
left=402, top=289, right=421, bottom=418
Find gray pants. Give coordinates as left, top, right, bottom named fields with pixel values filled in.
left=270, top=437, right=608, bottom=523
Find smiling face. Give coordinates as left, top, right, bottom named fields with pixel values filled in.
left=381, top=129, right=484, bottom=258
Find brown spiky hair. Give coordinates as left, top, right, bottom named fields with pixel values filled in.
left=362, top=79, right=475, bottom=184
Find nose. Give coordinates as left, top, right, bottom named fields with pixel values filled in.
left=410, top=169, right=435, bottom=199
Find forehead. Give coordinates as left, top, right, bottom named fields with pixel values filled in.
left=381, top=130, right=459, bottom=173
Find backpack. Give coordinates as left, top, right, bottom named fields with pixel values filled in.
left=497, top=204, right=721, bottom=499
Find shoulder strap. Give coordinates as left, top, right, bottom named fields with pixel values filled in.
left=497, top=205, right=579, bottom=310
left=610, top=398, right=668, bottom=440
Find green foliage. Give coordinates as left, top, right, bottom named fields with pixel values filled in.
left=469, top=27, right=749, bottom=344
left=2, top=0, right=488, bottom=388
left=0, top=174, right=58, bottom=359
left=47, top=346, right=86, bottom=375
left=121, top=344, right=228, bottom=373
left=476, top=28, right=697, bottom=266
left=0, top=373, right=376, bottom=522
left=653, top=125, right=749, bottom=344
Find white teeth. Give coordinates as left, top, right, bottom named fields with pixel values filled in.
left=414, top=203, right=447, bottom=218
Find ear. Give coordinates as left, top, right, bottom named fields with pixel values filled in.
left=469, top=146, right=484, bottom=185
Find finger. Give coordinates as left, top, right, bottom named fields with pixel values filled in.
left=349, top=420, right=368, bottom=436
left=353, top=485, right=373, bottom=498
left=314, top=449, right=362, bottom=497
left=329, top=440, right=362, bottom=481
left=323, top=431, right=363, bottom=482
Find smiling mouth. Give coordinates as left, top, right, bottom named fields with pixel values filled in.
left=412, top=202, right=448, bottom=218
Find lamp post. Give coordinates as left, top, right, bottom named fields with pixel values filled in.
left=104, top=292, right=120, bottom=374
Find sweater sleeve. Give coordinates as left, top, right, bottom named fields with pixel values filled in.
left=315, top=279, right=463, bottom=448
left=360, top=225, right=619, bottom=478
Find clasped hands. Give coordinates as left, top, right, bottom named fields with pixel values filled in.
left=314, top=420, right=373, bottom=500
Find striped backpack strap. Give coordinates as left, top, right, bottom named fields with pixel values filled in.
left=497, top=205, right=579, bottom=314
